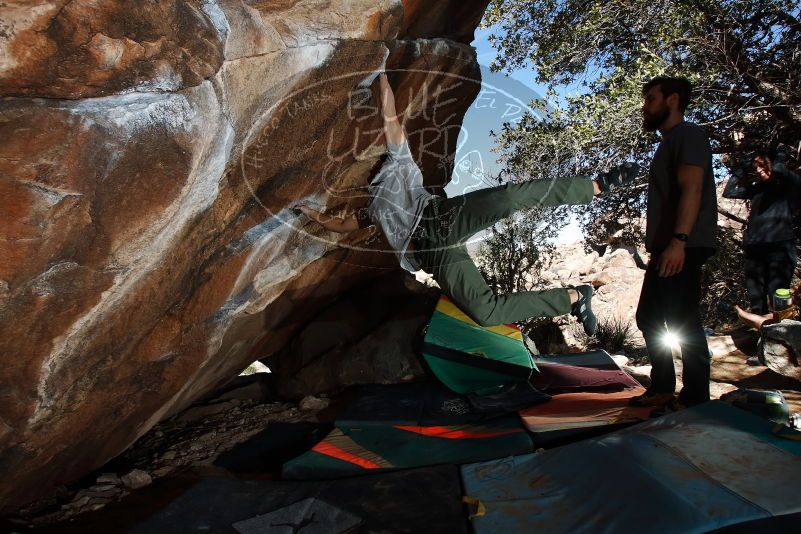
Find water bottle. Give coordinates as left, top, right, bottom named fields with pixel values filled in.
left=772, top=288, right=794, bottom=321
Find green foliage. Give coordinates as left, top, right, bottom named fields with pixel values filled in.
left=484, top=0, right=801, bottom=240
left=475, top=204, right=561, bottom=293
left=700, top=226, right=749, bottom=327
left=590, top=315, right=637, bottom=355
left=477, top=0, right=800, bottom=327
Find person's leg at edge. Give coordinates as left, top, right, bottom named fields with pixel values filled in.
left=437, top=177, right=596, bottom=246
left=419, top=241, right=572, bottom=327
left=744, top=245, right=769, bottom=315
left=765, top=239, right=797, bottom=303
left=635, top=257, right=677, bottom=398
left=663, top=249, right=712, bottom=406
left=735, top=305, right=771, bottom=330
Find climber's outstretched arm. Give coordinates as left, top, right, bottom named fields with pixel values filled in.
left=379, top=73, right=406, bottom=146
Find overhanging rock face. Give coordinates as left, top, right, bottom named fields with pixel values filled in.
left=0, top=0, right=489, bottom=510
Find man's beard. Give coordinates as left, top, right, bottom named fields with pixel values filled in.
left=642, top=105, right=669, bottom=131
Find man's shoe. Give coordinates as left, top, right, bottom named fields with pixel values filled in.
left=628, top=390, right=675, bottom=408
left=596, top=162, right=641, bottom=193
left=570, top=284, right=597, bottom=336
left=663, top=397, right=689, bottom=413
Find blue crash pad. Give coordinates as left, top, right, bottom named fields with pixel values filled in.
left=461, top=401, right=801, bottom=533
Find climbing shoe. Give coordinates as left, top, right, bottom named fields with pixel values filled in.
left=569, top=284, right=597, bottom=336
left=628, top=390, right=675, bottom=408
left=596, top=162, right=641, bottom=193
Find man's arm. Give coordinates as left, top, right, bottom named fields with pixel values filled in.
left=298, top=205, right=359, bottom=234
left=657, top=164, right=704, bottom=277
left=722, top=163, right=753, bottom=200
left=378, top=73, right=406, bottom=147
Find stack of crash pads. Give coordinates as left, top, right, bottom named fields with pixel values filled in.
left=282, top=382, right=534, bottom=480
left=283, top=299, right=650, bottom=479
left=421, top=296, right=537, bottom=395
left=462, top=401, right=801, bottom=533
left=522, top=350, right=653, bottom=446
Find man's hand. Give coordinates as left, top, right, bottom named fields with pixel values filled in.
left=297, top=205, right=324, bottom=222
left=657, top=239, right=686, bottom=277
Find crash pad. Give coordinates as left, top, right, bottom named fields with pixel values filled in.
left=462, top=401, right=801, bottom=534
left=519, top=386, right=653, bottom=446
left=336, top=382, right=549, bottom=429
left=283, top=415, right=532, bottom=480
left=421, top=296, right=537, bottom=395
left=534, top=349, right=620, bottom=370
left=532, top=361, right=640, bottom=393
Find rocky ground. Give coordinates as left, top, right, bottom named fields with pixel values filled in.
left=4, top=372, right=331, bottom=530
left=7, top=325, right=799, bottom=531
left=6, top=237, right=799, bottom=530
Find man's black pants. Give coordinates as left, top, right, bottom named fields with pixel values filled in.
left=635, top=247, right=714, bottom=405
left=744, top=240, right=797, bottom=315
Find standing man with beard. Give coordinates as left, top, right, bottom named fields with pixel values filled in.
left=629, top=77, right=718, bottom=411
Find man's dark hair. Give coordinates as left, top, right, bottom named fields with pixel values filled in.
left=642, top=77, right=692, bottom=112
left=753, top=148, right=777, bottom=162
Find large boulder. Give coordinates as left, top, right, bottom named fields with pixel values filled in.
left=760, top=320, right=801, bottom=382
left=0, top=0, right=489, bottom=511
left=270, top=271, right=439, bottom=399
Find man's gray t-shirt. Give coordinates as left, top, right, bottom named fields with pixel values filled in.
left=646, top=121, right=717, bottom=252
left=364, top=140, right=435, bottom=272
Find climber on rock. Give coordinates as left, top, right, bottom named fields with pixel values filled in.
left=298, top=72, right=639, bottom=333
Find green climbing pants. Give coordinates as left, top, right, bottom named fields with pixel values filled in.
left=410, top=177, right=595, bottom=326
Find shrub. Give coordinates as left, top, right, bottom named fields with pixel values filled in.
left=591, top=315, right=636, bottom=354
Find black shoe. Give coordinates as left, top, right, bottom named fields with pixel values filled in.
left=596, top=162, right=641, bottom=193
left=628, top=390, right=675, bottom=408
left=570, top=284, right=597, bottom=336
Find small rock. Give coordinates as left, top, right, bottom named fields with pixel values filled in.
left=121, top=469, right=152, bottom=490
left=153, top=466, right=175, bottom=477
left=84, top=488, right=120, bottom=499
left=96, top=473, right=121, bottom=486
left=160, top=450, right=177, bottom=461
left=624, top=364, right=652, bottom=388
left=177, top=401, right=236, bottom=423
left=70, top=496, right=91, bottom=508
left=592, top=271, right=613, bottom=288
left=611, top=354, right=630, bottom=368
left=216, top=382, right=269, bottom=403
left=87, top=502, right=108, bottom=512
left=299, top=395, right=330, bottom=411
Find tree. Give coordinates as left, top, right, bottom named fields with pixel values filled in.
left=475, top=203, right=561, bottom=294
left=477, top=0, right=800, bottom=324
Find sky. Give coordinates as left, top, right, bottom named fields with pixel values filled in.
left=449, top=25, right=585, bottom=246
